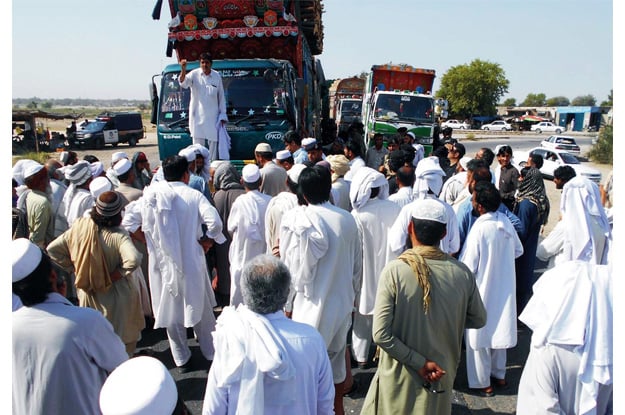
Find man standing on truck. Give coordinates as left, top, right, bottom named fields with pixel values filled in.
left=179, top=52, right=228, bottom=162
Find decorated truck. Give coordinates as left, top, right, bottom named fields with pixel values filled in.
left=328, top=77, right=365, bottom=133
left=361, top=63, right=438, bottom=154
left=150, top=0, right=325, bottom=165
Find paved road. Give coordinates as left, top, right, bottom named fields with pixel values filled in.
left=69, top=131, right=610, bottom=414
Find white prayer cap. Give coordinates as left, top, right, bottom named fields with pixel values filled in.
left=255, top=142, right=272, bottom=153
left=90, top=161, right=104, bottom=177
left=12, top=238, right=43, bottom=283
left=111, top=151, right=128, bottom=164
left=89, top=177, right=113, bottom=199
left=242, top=163, right=261, bottom=183
left=459, top=156, right=472, bottom=171
left=113, top=158, right=133, bottom=176
left=287, top=163, right=306, bottom=184
left=276, top=150, right=292, bottom=161
left=12, top=159, right=41, bottom=185
left=410, top=198, right=448, bottom=224
left=407, top=131, right=416, bottom=140
left=64, top=160, right=93, bottom=185
left=23, top=162, right=44, bottom=180
left=301, top=137, right=317, bottom=151
left=178, top=147, right=196, bottom=162
left=99, top=356, right=177, bottom=415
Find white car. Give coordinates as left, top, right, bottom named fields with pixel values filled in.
left=513, top=147, right=601, bottom=184
left=540, top=135, right=581, bottom=156
left=531, top=121, right=564, bottom=134
left=441, top=119, right=470, bottom=130
left=480, top=120, right=512, bottom=131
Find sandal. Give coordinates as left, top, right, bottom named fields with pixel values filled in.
left=491, top=376, right=508, bottom=388
left=469, top=386, right=495, bottom=397
left=343, top=379, right=359, bottom=397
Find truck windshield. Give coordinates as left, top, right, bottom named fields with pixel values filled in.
left=374, top=94, right=433, bottom=123
left=157, top=69, right=285, bottom=129
left=341, top=101, right=362, bottom=115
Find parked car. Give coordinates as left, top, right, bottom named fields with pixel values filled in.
left=513, top=147, right=601, bottom=184
left=441, top=119, right=470, bottom=130
left=480, top=120, right=512, bottom=131
left=73, top=112, right=145, bottom=149
left=540, top=135, right=581, bottom=156
left=531, top=121, right=564, bottom=134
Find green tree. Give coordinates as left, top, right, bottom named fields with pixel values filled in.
left=435, top=59, right=509, bottom=117
left=587, top=124, right=612, bottom=164
left=26, top=101, right=38, bottom=109
left=571, top=95, right=596, bottom=106
left=41, top=101, right=53, bottom=109
left=502, top=98, right=516, bottom=107
left=521, top=93, right=546, bottom=106
left=545, top=96, right=570, bottom=106
left=599, top=89, right=613, bottom=107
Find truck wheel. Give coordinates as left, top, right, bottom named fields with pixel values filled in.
left=112, top=142, right=119, bottom=147
left=128, top=137, right=137, bottom=147
left=95, top=137, right=105, bottom=150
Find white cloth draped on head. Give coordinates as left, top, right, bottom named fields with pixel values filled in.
left=211, top=306, right=296, bottom=415
left=413, top=156, right=445, bottom=199
left=559, top=176, right=611, bottom=263
left=349, top=166, right=389, bottom=210
left=519, top=260, right=612, bottom=414
left=279, top=206, right=329, bottom=298
left=140, top=182, right=184, bottom=302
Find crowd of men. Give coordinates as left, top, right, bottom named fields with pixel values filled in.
left=12, top=123, right=613, bottom=414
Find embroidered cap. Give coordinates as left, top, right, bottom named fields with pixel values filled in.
left=410, top=198, right=447, bottom=224
left=95, top=191, right=123, bottom=217
left=254, top=142, right=272, bottom=153
left=113, top=158, right=133, bottom=176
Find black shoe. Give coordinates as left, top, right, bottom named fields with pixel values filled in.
left=490, top=376, right=508, bottom=389
left=178, top=359, right=196, bottom=374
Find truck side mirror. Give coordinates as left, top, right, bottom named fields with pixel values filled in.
left=150, top=78, right=159, bottom=125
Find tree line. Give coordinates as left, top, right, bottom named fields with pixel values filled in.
left=12, top=98, right=151, bottom=111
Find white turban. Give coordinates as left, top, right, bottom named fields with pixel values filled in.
left=349, top=166, right=389, bottom=210
left=413, top=156, right=445, bottom=199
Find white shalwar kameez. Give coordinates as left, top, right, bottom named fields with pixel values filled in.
left=459, top=211, right=523, bottom=388
left=202, top=307, right=335, bottom=415
left=280, top=202, right=362, bottom=383
left=516, top=261, right=613, bottom=415
left=122, top=181, right=226, bottom=366
left=264, top=191, right=298, bottom=257
left=62, top=186, right=94, bottom=227
left=387, top=185, right=413, bottom=208
left=348, top=167, right=400, bottom=363
left=228, top=190, right=272, bottom=306
left=12, top=293, right=128, bottom=415
left=180, top=68, right=228, bottom=160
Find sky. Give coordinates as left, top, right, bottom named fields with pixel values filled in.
left=10, top=0, right=615, bottom=104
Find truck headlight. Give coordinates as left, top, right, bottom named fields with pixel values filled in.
left=84, top=134, right=92, bottom=139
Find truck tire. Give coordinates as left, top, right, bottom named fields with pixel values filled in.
left=112, top=142, right=119, bottom=147
left=95, top=136, right=105, bottom=150
left=128, top=136, right=137, bottom=147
